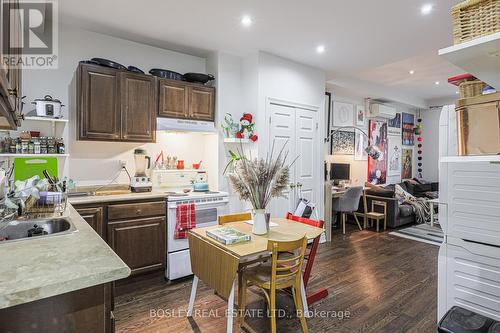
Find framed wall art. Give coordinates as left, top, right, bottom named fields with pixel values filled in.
left=333, top=101, right=354, bottom=127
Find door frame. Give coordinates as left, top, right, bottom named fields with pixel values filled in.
left=264, top=97, right=324, bottom=219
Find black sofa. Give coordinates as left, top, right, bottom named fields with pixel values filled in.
left=355, top=180, right=438, bottom=229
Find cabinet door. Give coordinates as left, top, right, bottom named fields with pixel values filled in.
left=158, top=79, right=188, bottom=118
left=78, top=64, right=121, bottom=141
left=188, top=86, right=215, bottom=121
left=107, top=217, right=166, bottom=276
left=75, top=206, right=105, bottom=238
left=120, top=72, right=156, bottom=142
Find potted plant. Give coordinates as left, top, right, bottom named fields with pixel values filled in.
left=226, top=143, right=292, bottom=235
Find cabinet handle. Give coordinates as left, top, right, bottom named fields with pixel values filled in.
left=7, top=89, right=17, bottom=96
left=289, top=183, right=296, bottom=188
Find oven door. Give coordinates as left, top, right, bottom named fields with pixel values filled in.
left=167, top=198, right=228, bottom=253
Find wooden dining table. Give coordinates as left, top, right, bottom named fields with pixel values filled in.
left=187, top=217, right=324, bottom=333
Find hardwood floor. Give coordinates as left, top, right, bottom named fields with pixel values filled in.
left=115, top=225, right=439, bottom=333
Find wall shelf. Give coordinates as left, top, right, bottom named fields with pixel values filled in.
left=223, top=138, right=253, bottom=143
left=439, top=32, right=500, bottom=90
left=23, top=116, right=68, bottom=123
left=0, top=154, right=69, bottom=158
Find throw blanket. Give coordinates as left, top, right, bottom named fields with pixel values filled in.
left=395, top=184, right=431, bottom=224
left=174, top=203, right=196, bottom=239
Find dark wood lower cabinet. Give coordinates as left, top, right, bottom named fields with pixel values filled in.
left=107, top=216, right=166, bottom=276
left=76, top=205, right=105, bottom=237
left=0, top=283, right=113, bottom=333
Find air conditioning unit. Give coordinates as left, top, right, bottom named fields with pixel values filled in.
left=369, top=103, right=397, bottom=119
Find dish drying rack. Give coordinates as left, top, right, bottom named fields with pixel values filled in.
left=23, top=191, right=67, bottom=217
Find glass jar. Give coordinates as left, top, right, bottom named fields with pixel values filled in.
left=28, top=140, right=34, bottom=154
left=15, top=139, right=21, bottom=154
left=40, top=137, right=48, bottom=154
left=21, top=140, right=28, bottom=154
left=56, top=138, right=65, bottom=154
left=33, top=139, right=41, bottom=154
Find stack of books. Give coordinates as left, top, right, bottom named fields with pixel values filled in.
left=206, top=227, right=251, bottom=245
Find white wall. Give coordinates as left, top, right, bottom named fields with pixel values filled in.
left=421, top=107, right=442, bottom=182
left=326, top=84, right=420, bottom=186
left=257, top=52, right=326, bottom=217
left=22, top=26, right=220, bottom=187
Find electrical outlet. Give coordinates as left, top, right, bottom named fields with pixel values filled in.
left=119, top=160, right=127, bottom=169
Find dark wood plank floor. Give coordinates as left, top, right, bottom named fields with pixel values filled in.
left=115, top=225, right=439, bottom=333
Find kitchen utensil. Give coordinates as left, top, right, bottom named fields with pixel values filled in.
left=90, top=58, right=127, bottom=70
left=131, top=148, right=152, bottom=192
left=177, top=160, right=185, bottom=169
left=14, top=157, right=58, bottom=184
left=127, top=66, right=144, bottom=74
left=149, top=68, right=184, bottom=81
left=183, top=73, right=215, bottom=84
left=192, top=161, right=202, bottom=169
left=32, top=95, right=64, bottom=118
left=193, top=182, right=209, bottom=192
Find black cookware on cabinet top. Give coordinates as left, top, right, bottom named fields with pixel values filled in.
left=90, top=58, right=127, bottom=70
left=183, top=73, right=215, bottom=84
left=148, top=68, right=184, bottom=81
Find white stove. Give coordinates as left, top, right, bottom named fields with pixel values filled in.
left=151, top=169, right=229, bottom=280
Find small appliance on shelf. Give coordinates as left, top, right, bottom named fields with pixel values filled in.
left=130, top=148, right=152, bottom=192
left=31, top=95, right=64, bottom=118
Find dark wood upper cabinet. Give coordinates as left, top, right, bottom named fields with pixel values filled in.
left=158, top=79, right=189, bottom=119
left=120, top=72, right=157, bottom=142
left=78, top=65, right=121, bottom=141
left=77, top=63, right=156, bottom=142
left=189, top=85, right=215, bottom=121
left=0, top=0, right=22, bottom=129
left=158, top=79, right=215, bottom=122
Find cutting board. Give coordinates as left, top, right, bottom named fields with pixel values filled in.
left=14, top=157, right=58, bottom=183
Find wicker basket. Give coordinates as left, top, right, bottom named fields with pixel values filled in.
left=452, top=0, right=500, bottom=44
left=459, top=80, right=487, bottom=98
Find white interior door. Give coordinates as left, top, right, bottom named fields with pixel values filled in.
left=268, top=103, right=296, bottom=218
left=268, top=102, right=319, bottom=218
left=295, top=108, right=318, bottom=206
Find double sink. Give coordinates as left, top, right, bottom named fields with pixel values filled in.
left=0, top=217, right=77, bottom=243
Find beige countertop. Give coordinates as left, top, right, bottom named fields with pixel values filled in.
left=68, top=191, right=167, bottom=205
left=0, top=205, right=131, bottom=309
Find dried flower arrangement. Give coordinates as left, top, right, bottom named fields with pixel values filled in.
left=225, top=142, right=294, bottom=210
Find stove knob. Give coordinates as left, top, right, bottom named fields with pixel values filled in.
left=142, top=177, right=146, bottom=182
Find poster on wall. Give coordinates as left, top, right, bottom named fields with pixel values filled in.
left=331, top=130, right=354, bottom=155
left=402, top=149, right=413, bottom=179
left=333, top=101, right=354, bottom=127
left=387, top=136, right=402, bottom=176
left=388, top=112, right=402, bottom=135
left=402, top=112, right=415, bottom=146
left=368, top=120, right=388, bottom=184
left=356, top=105, right=366, bottom=127
left=354, top=131, right=368, bottom=160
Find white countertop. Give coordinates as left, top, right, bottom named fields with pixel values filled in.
left=0, top=205, right=131, bottom=309
left=68, top=191, right=167, bottom=205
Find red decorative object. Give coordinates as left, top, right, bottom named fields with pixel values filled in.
left=418, top=137, right=423, bottom=142
left=237, top=113, right=258, bottom=141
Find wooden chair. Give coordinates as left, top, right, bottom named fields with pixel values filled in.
left=366, top=200, right=387, bottom=232
left=218, top=212, right=252, bottom=225
left=239, top=236, right=309, bottom=333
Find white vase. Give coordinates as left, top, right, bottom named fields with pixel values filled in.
left=252, top=209, right=268, bottom=235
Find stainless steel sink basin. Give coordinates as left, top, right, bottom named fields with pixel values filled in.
left=0, top=217, right=77, bottom=243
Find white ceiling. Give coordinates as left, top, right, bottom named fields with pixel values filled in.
left=59, top=0, right=464, bottom=104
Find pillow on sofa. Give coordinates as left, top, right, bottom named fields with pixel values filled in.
left=364, top=182, right=395, bottom=198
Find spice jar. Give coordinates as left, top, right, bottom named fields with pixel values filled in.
left=40, top=137, right=48, bottom=154
left=33, top=139, right=41, bottom=154
left=56, top=138, right=65, bottom=154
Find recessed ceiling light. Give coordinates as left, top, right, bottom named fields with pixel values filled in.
left=409, top=70, right=415, bottom=75
left=435, top=81, right=440, bottom=85
left=421, top=4, right=434, bottom=15
left=316, top=45, right=325, bottom=54
left=241, top=15, right=253, bottom=27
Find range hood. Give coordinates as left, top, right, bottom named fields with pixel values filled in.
left=156, top=117, right=216, bottom=133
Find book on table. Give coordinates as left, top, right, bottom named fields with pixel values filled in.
left=206, top=227, right=251, bottom=245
